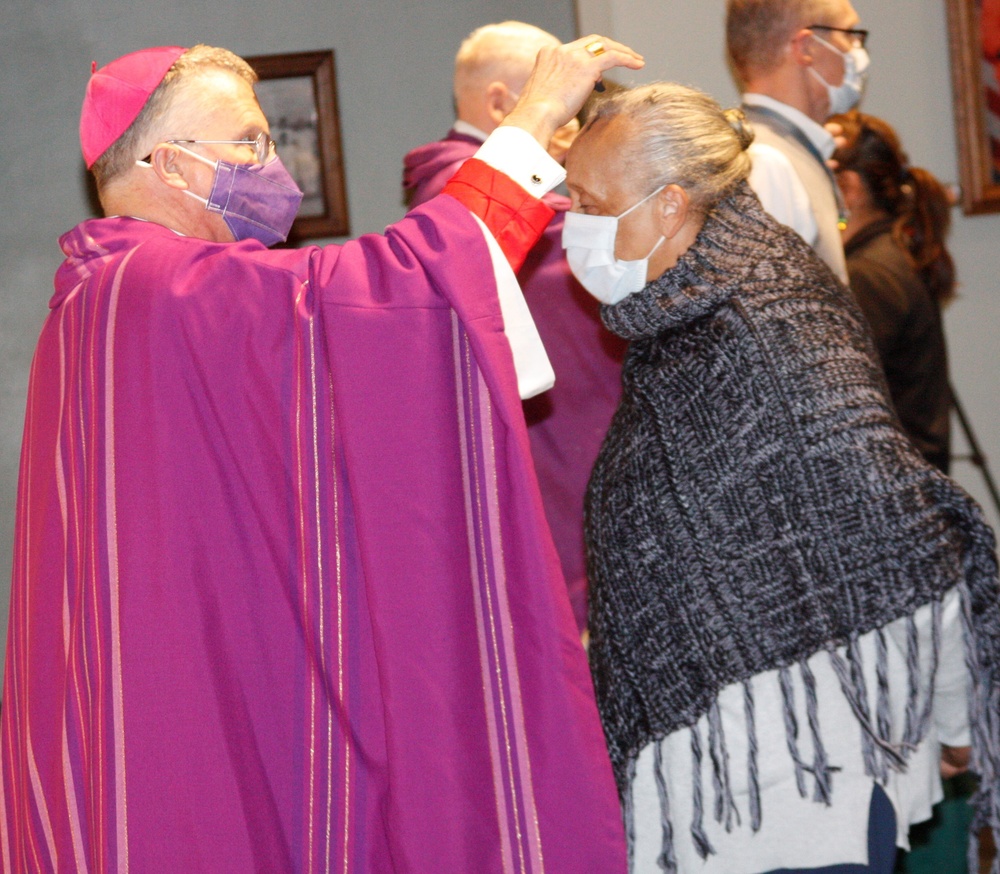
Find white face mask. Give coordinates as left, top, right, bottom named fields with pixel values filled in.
left=808, top=33, right=870, bottom=116
left=561, top=186, right=666, bottom=305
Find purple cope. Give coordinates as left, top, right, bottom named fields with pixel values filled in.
left=405, top=130, right=628, bottom=631
left=0, top=196, right=625, bottom=871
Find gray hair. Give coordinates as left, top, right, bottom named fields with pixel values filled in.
left=586, top=82, right=754, bottom=212
left=726, top=0, right=834, bottom=83
left=92, top=45, right=257, bottom=189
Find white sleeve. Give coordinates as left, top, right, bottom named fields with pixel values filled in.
left=474, top=126, right=566, bottom=196
left=928, top=590, right=971, bottom=747
left=885, top=588, right=970, bottom=747
left=470, top=214, right=555, bottom=400
left=748, top=142, right=819, bottom=248
left=461, top=126, right=562, bottom=400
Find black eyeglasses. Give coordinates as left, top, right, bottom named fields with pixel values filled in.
left=807, top=24, right=869, bottom=49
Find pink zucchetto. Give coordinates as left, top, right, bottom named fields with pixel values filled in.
left=80, top=46, right=187, bottom=168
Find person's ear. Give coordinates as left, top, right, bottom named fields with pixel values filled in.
left=486, top=81, right=513, bottom=127
left=148, top=143, right=192, bottom=191
left=789, top=28, right=817, bottom=67
left=655, top=184, right=691, bottom=239
left=836, top=168, right=866, bottom=209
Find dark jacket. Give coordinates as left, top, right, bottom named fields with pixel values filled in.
left=845, top=217, right=951, bottom=473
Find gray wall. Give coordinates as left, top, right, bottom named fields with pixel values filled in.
left=0, top=0, right=579, bottom=676
left=577, top=0, right=1000, bottom=534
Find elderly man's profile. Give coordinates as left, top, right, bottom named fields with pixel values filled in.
left=0, top=39, right=644, bottom=871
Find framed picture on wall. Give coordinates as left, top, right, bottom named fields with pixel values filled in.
left=246, top=49, right=350, bottom=239
left=946, top=0, right=1000, bottom=213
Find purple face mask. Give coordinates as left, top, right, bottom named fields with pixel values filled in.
left=171, top=146, right=305, bottom=247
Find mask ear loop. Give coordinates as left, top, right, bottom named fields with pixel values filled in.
left=809, top=31, right=843, bottom=57
left=135, top=144, right=216, bottom=206
left=617, top=184, right=667, bottom=220
left=806, top=31, right=867, bottom=90
left=619, top=186, right=668, bottom=264
left=644, top=234, right=666, bottom=261
left=804, top=29, right=844, bottom=87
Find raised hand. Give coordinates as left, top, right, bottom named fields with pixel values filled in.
left=500, top=35, right=644, bottom=150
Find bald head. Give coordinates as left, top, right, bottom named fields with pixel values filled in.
left=454, top=21, right=560, bottom=133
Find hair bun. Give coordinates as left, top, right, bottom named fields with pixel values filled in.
left=724, top=107, right=754, bottom=151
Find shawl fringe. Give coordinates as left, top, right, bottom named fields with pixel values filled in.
left=640, top=587, right=1000, bottom=869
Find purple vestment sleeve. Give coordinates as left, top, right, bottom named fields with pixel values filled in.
left=312, top=194, right=624, bottom=869
left=403, top=132, right=628, bottom=630
left=1, top=200, right=625, bottom=871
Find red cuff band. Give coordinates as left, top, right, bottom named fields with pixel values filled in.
left=442, top=158, right=555, bottom=273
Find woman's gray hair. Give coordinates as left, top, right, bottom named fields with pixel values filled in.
left=587, top=82, right=754, bottom=212
left=92, top=45, right=258, bottom=189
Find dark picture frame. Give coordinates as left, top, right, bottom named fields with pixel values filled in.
left=246, top=50, right=350, bottom=239
left=945, top=0, right=1000, bottom=213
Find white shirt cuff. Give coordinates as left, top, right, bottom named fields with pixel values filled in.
left=474, top=126, right=566, bottom=198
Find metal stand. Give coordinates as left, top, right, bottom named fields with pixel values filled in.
left=951, top=383, right=1000, bottom=519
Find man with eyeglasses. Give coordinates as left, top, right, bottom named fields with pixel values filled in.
left=727, top=0, right=870, bottom=283
left=0, top=40, right=643, bottom=871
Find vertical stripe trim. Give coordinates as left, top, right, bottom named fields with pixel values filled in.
left=57, top=308, right=90, bottom=872
left=475, top=367, right=544, bottom=873
left=104, top=250, right=134, bottom=872
left=453, top=315, right=516, bottom=874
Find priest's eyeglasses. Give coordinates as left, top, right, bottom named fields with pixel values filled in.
left=167, top=131, right=276, bottom=164
left=806, top=24, right=869, bottom=48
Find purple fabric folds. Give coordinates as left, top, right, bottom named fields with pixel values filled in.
left=1, top=196, right=625, bottom=871
left=404, top=131, right=627, bottom=631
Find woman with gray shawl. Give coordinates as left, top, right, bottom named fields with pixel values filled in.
left=561, top=82, right=1000, bottom=873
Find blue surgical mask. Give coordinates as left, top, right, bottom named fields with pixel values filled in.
left=561, top=186, right=666, bottom=305
left=809, top=33, right=870, bottom=116
left=140, top=146, right=304, bottom=247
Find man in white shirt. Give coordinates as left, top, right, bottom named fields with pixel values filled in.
left=726, top=0, right=871, bottom=282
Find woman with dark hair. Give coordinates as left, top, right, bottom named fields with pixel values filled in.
left=831, top=110, right=983, bottom=874
left=831, top=111, right=954, bottom=473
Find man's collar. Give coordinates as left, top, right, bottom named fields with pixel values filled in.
left=743, top=93, right=835, bottom=160
left=452, top=119, right=489, bottom=142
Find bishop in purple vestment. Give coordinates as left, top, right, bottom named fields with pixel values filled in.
left=0, top=38, right=644, bottom=872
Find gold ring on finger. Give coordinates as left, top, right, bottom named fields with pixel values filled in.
left=585, top=40, right=606, bottom=57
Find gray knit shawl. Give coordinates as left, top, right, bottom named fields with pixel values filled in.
left=586, top=182, right=1000, bottom=864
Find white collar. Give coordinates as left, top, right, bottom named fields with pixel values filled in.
left=451, top=119, right=489, bottom=142
left=743, top=93, right=835, bottom=160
